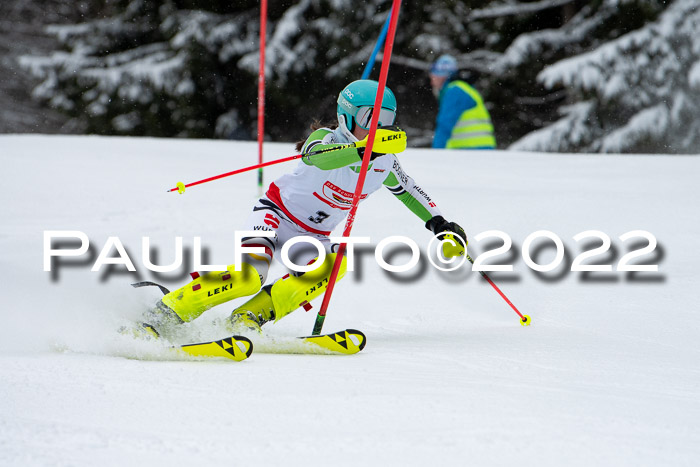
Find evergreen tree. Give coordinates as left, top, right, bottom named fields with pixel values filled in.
left=19, top=0, right=699, bottom=153
left=510, top=0, right=700, bottom=153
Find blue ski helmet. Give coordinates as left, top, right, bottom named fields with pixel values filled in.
left=337, top=80, right=397, bottom=134
left=430, top=54, right=458, bottom=79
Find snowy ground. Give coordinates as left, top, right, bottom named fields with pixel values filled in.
left=1, top=135, right=699, bottom=466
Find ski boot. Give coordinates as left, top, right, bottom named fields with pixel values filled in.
left=117, top=321, right=161, bottom=340
left=227, top=285, right=275, bottom=335
left=141, top=300, right=185, bottom=337
left=226, top=253, right=348, bottom=333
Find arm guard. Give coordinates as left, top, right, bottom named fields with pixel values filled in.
left=301, top=129, right=362, bottom=170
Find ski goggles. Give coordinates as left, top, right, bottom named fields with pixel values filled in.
left=355, top=106, right=396, bottom=130
left=338, top=95, right=396, bottom=129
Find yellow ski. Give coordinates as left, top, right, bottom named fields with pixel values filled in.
left=178, top=335, right=253, bottom=362
left=297, top=329, right=366, bottom=355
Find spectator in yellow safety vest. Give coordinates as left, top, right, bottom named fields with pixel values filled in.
left=430, top=54, right=497, bottom=149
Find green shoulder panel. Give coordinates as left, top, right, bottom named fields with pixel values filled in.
left=301, top=129, right=362, bottom=170
left=301, top=128, right=333, bottom=154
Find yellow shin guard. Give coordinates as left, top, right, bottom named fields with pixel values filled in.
left=269, top=253, right=347, bottom=322
left=161, top=262, right=261, bottom=322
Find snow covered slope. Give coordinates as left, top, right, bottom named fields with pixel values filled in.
left=1, top=135, right=698, bottom=466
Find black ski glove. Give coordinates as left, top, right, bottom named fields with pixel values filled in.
left=426, top=216, right=467, bottom=244
left=426, top=216, right=467, bottom=258
left=356, top=146, right=384, bottom=161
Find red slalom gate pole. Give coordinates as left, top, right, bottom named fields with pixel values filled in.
left=312, top=0, right=402, bottom=336
left=467, top=254, right=531, bottom=326
left=257, top=0, right=267, bottom=197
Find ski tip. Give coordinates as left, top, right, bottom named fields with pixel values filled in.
left=295, top=328, right=367, bottom=355
left=345, top=329, right=367, bottom=351
left=238, top=335, right=254, bottom=359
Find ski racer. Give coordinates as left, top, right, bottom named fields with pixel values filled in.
left=147, top=79, right=467, bottom=335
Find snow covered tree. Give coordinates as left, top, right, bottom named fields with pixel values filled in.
left=510, top=0, right=700, bottom=153
left=19, top=1, right=259, bottom=138
left=19, top=0, right=401, bottom=139
left=18, top=0, right=700, bottom=153
left=450, top=0, right=674, bottom=152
